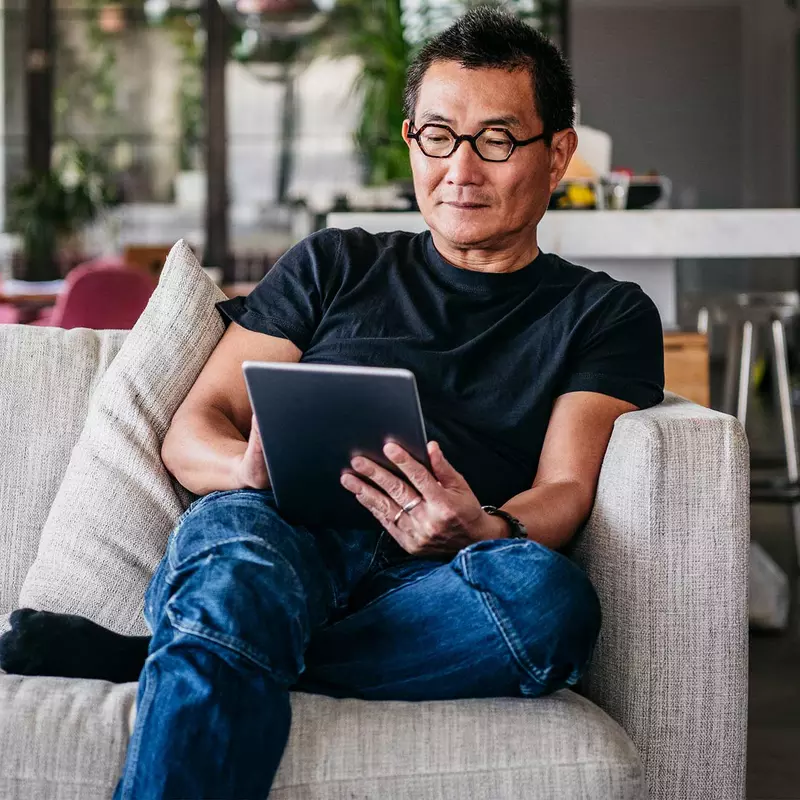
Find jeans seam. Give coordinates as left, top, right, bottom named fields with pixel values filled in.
left=166, top=608, right=285, bottom=678
left=365, top=530, right=388, bottom=574
left=163, top=538, right=314, bottom=678
left=326, top=565, right=439, bottom=621
left=183, top=489, right=240, bottom=514
left=460, top=548, right=549, bottom=687
left=328, top=533, right=383, bottom=611
left=176, top=489, right=269, bottom=529
left=168, top=532, right=304, bottom=575
left=116, top=655, right=159, bottom=799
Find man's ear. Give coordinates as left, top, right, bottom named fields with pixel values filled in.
left=549, top=128, right=579, bottom=193
left=402, top=119, right=413, bottom=150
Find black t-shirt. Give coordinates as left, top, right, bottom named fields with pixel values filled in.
left=216, top=227, right=664, bottom=509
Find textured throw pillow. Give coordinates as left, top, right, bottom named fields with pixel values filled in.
left=18, top=240, right=227, bottom=635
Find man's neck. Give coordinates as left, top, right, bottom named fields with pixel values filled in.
left=430, top=231, right=540, bottom=275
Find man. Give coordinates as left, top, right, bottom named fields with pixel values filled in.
left=0, top=7, right=664, bottom=798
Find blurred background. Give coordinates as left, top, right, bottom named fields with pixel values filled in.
left=0, top=1, right=799, bottom=797
left=0, top=0, right=794, bottom=291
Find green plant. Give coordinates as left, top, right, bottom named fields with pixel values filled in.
left=146, top=6, right=243, bottom=174
left=168, top=13, right=206, bottom=171
left=313, top=0, right=566, bottom=186
left=314, top=0, right=411, bottom=185
left=7, top=144, right=121, bottom=281
left=54, top=1, right=128, bottom=161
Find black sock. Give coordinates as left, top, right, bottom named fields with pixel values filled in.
left=0, top=608, right=151, bottom=683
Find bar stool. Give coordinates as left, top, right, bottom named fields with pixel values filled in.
left=692, top=291, right=800, bottom=572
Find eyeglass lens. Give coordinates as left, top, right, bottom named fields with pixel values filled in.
left=417, top=126, right=514, bottom=161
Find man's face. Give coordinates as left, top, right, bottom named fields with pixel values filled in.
left=403, top=61, right=575, bottom=251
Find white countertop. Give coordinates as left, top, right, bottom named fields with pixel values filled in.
left=327, top=209, right=800, bottom=260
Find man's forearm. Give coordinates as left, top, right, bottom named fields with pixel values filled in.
left=497, top=481, right=593, bottom=550
left=161, top=406, right=251, bottom=496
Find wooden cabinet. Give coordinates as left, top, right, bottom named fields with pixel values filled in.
left=663, top=331, right=710, bottom=407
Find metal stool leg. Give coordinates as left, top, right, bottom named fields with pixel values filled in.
left=722, top=323, right=741, bottom=417
left=697, top=306, right=709, bottom=336
left=771, top=318, right=800, bottom=572
left=771, top=319, right=800, bottom=483
left=737, top=320, right=756, bottom=428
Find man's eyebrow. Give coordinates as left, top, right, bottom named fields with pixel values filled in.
left=417, top=112, right=453, bottom=124
left=480, top=115, right=522, bottom=128
left=416, top=112, right=523, bottom=128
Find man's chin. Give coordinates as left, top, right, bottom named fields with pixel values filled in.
left=428, top=209, right=498, bottom=248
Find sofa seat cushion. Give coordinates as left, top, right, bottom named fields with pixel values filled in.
left=0, top=681, right=645, bottom=800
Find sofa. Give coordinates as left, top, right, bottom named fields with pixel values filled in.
left=0, top=240, right=749, bottom=799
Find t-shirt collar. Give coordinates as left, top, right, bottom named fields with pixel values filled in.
left=423, top=231, right=545, bottom=293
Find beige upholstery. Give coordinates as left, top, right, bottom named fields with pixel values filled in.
left=0, top=240, right=748, bottom=799
left=17, top=240, right=225, bottom=635
left=574, top=397, right=749, bottom=798
left=0, top=327, right=127, bottom=622
left=0, top=678, right=645, bottom=800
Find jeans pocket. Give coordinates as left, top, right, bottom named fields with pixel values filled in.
left=165, top=601, right=277, bottom=674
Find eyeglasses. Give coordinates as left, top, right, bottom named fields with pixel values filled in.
left=407, top=123, right=547, bottom=163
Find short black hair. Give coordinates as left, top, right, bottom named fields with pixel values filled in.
left=403, top=6, right=575, bottom=142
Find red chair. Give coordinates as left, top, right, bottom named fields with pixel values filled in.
left=31, top=256, right=127, bottom=326
left=31, top=261, right=158, bottom=330
left=0, top=304, right=22, bottom=325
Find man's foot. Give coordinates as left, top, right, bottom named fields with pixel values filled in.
left=0, top=608, right=151, bottom=683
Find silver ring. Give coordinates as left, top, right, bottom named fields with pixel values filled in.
left=392, top=497, right=422, bottom=525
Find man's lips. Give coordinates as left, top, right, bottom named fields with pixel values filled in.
left=442, top=201, right=490, bottom=209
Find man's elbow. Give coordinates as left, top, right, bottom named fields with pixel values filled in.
left=160, top=416, right=182, bottom=476
left=565, top=480, right=597, bottom=529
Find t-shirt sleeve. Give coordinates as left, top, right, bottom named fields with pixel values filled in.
left=558, top=282, right=665, bottom=409
left=214, top=228, right=341, bottom=352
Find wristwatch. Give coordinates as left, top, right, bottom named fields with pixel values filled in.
left=481, top=505, right=528, bottom=540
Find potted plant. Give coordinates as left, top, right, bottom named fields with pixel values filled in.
left=7, top=144, right=121, bottom=281
left=312, top=0, right=567, bottom=186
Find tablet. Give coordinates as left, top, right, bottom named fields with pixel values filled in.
left=242, top=361, right=431, bottom=529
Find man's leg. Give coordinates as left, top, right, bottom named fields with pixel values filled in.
left=295, top=537, right=601, bottom=701
left=113, top=488, right=381, bottom=800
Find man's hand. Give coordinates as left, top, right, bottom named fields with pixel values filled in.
left=233, top=414, right=270, bottom=490
left=340, top=441, right=506, bottom=556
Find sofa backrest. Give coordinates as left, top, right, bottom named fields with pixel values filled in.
left=0, top=326, right=127, bottom=616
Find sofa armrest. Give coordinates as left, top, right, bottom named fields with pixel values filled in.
left=571, top=392, right=749, bottom=800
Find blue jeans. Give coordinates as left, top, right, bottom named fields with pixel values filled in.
left=113, top=488, right=601, bottom=799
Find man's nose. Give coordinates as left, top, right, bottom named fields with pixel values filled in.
left=445, top=140, right=485, bottom=185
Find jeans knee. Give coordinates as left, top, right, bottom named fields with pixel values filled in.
left=156, top=493, right=333, bottom=683
left=167, top=489, right=286, bottom=569
left=454, top=539, right=601, bottom=693
left=163, top=539, right=318, bottom=683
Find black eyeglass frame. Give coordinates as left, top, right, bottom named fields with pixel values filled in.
left=407, top=122, right=548, bottom=163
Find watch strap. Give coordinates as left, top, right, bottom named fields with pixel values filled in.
left=481, top=505, right=528, bottom=539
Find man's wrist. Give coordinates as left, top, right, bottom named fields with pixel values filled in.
left=481, top=505, right=528, bottom=540
left=479, top=509, right=513, bottom=540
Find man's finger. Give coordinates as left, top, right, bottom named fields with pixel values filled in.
left=427, top=441, right=466, bottom=489
left=349, top=457, right=418, bottom=509
left=383, top=443, right=444, bottom=500
left=341, top=473, right=396, bottom=527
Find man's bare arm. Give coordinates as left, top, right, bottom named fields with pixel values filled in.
left=161, top=321, right=302, bottom=495
left=492, top=391, right=638, bottom=549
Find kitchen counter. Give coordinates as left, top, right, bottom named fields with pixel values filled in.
left=327, top=209, right=800, bottom=329
left=328, top=209, right=800, bottom=259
